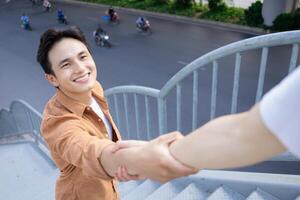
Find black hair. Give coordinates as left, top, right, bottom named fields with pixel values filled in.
left=36, top=26, right=91, bottom=75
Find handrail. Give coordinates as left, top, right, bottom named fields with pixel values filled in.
left=160, top=30, right=300, bottom=97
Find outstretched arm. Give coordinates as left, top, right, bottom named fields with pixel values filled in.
left=110, top=132, right=197, bottom=183
left=169, top=104, right=286, bottom=170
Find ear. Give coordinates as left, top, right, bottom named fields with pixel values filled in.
left=45, top=74, right=59, bottom=87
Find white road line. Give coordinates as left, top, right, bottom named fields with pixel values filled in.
left=86, top=16, right=99, bottom=22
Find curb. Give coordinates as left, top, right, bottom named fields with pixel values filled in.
left=55, top=0, right=267, bottom=35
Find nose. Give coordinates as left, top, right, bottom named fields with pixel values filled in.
left=73, top=60, right=86, bottom=73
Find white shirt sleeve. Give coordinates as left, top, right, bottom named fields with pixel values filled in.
left=259, top=67, right=300, bottom=158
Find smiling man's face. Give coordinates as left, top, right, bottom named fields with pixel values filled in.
left=46, top=38, right=97, bottom=100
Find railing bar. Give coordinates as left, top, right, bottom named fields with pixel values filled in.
left=25, top=106, right=35, bottom=135
left=231, top=52, right=241, bottom=114
left=113, top=94, right=121, bottom=128
left=256, top=47, right=269, bottom=102
left=176, top=83, right=182, bottom=132
left=145, top=96, right=150, bottom=140
left=158, top=98, right=167, bottom=135
left=192, top=71, right=199, bottom=130
left=210, top=61, right=219, bottom=120
left=123, top=94, right=130, bottom=138
left=134, top=94, right=140, bottom=140
left=288, top=44, right=299, bottom=73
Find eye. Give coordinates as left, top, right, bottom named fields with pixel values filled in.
left=61, top=63, right=70, bottom=69
left=80, top=54, right=88, bottom=60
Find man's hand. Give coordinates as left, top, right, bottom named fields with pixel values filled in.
left=113, top=132, right=197, bottom=183
left=100, top=143, right=140, bottom=181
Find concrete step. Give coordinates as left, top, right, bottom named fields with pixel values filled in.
left=173, top=182, right=208, bottom=200
left=118, top=180, right=142, bottom=198
left=207, top=186, right=245, bottom=200
left=145, top=181, right=186, bottom=200
left=122, top=179, right=160, bottom=200
left=246, top=188, right=280, bottom=200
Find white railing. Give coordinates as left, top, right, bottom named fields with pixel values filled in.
left=105, top=30, right=300, bottom=161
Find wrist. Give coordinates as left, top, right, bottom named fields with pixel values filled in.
left=100, top=143, right=118, bottom=177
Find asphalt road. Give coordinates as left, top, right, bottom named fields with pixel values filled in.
left=0, top=0, right=254, bottom=112
left=0, top=0, right=299, bottom=174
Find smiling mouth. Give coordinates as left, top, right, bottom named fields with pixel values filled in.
left=73, top=72, right=91, bottom=83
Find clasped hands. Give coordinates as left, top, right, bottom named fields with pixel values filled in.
left=108, top=132, right=197, bottom=183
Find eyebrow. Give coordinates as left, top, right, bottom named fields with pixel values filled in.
left=78, top=51, right=87, bottom=56
left=58, top=58, right=70, bottom=66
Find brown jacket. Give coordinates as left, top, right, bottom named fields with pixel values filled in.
left=41, top=82, right=121, bottom=200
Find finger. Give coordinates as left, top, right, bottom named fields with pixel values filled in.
left=120, top=166, right=132, bottom=182
left=120, top=166, right=142, bottom=181
left=126, top=173, right=140, bottom=181
left=111, top=140, right=137, bottom=153
left=115, top=167, right=124, bottom=181
left=116, top=166, right=133, bottom=182
left=111, top=140, right=148, bottom=153
left=154, top=131, right=183, bottom=145
left=165, top=155, right=197, bottom=178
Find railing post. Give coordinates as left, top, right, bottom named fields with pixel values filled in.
left=210, top=61, right=219, bottom=120
left=158, top=98, right=167, bottom=135
left=256, top=47, right=269, bottom=102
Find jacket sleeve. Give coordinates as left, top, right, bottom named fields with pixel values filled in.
left=41, top=115, right=114, bottom=180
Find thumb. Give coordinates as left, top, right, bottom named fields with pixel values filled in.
left=153, top=131, right=183, bottom=146
left=111, top=140, right=147, bottom=153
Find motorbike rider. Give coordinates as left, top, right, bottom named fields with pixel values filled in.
left=57, top=9, right=65, bottom=22
left=107, top=6, right=115, bottom=21
left=93, top=25, right=110, bottom=47
left=94, top=25, right=106, bottom=38
left=43, top=0, right=51, bottom=12
left=20, top=13, right=30, bottom=29
left=136, top=16, right=146, bottom=29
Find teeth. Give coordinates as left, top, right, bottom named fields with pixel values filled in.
left=74, top=73, right=89, bottom=82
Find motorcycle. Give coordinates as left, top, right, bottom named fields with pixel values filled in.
left=103, top=12, right=120, bottom=25
left=21, top=20, right=32, bottom=31
left=136, top=20, right=152, bottom=34
left=58, top=16, right=68, bottom=25
left=43, top=0, right=52, bottom=12
left=93, top=31, right=111, bottom=48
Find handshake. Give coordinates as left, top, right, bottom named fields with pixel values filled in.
left=101, top=132, right=198, bottom=183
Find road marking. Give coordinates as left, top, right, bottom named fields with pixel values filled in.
left=86, top=16, right=99, bottom=22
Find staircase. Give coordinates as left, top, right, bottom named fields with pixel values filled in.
left=118, top=171, right=300, bottom=200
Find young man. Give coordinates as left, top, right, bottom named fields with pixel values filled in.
left=37, top=27, right=193, bottom=200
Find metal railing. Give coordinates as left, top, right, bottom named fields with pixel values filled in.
left=0, top=100, right=52, bottom=162
left=105, top=30, right=300, bottom=160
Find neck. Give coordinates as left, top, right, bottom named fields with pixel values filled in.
left=60, top=89, right=93, bottom=105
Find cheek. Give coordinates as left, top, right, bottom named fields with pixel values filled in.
left=56, top=70, right=72, bottom=82
left=89, top=61, right=96, bottom=69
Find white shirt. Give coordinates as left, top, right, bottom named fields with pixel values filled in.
left=90, top=98, right=112, bottom=139
left=260, top=66, right=300, bottom=158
